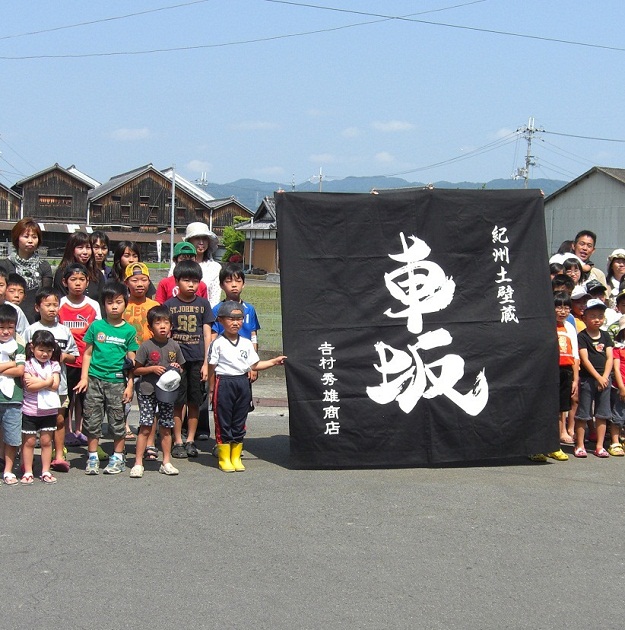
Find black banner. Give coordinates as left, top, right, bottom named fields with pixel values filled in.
left=277, top=189, right=559, bottom=467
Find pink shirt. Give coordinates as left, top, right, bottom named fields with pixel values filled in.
left=22, top=358, right=61, bottom=417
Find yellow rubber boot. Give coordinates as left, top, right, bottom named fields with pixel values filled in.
left=230, top=442, right=245, bottom=472
left=217, top=443, right=235, bottom=473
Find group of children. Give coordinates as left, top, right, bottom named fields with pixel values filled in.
left=0, top=245, right=285, bottom=485
left=541, top=229, right=625, bottom=462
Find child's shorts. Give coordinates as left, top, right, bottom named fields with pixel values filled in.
left=559, top=366, right=574, bottom=413
left=0, top=403, right=23, bottom=447
left=22, top=413, right=57, bottom=435
left=576, top=376, right=612, bottom=421
left=176, top=360, right=204, bottom=408
left=82, top=377, right=126, bottom=439
left=137, top=393, right=175, bottom=429
left=611, top=388, right=625, bottom=427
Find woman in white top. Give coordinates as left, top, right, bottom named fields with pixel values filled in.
left=182, top=222, right=221, bottom=307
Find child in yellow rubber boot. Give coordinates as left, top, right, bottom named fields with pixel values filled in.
left=207, top=301, right=286, bottom=472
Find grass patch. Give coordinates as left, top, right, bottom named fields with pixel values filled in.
left=236, top=283, right=282, bottom=354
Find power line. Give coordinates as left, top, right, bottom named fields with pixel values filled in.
left=0, top=0, right=486, bottom=59
left=543, top=130, right=625, bottom=143
left=2, top=0, right=622, bottom=60
left=0, top=0, right=210, bottom=41
left=382, top=133, right=518, bottom=178
left=265, top=1, right=625, bottom=52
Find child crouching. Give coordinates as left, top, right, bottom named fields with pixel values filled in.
left=208, top=301, right=286, bottom=472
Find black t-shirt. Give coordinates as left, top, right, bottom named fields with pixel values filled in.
left=578, top=328, right=613, bottom=376
left=164, top=295, right=214, bottom=362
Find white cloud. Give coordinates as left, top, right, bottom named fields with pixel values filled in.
left=186, top=160, right=212, bottom=174
left=341, top=127, right=360, bottom=138
left=253, top=166, right=285, bottom=177
left=229, top=121, right=279, bottom=131
left=110, top=127, right=151, bottom=141
left=309, top=153, right=337, bottom=163
left=375, top=151, right=394, bottom=163
left=372, top=120, right=415, bottom=132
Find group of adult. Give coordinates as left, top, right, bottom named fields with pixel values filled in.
left=0, top=218, right=223, bottom=323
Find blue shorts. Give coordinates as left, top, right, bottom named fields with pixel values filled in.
left=576, top=376, right=612, bottom=422
left=0, top=403, right=23, bottom=447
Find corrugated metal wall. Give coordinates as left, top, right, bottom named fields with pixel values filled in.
left=545, top=171, right=625, bottom=270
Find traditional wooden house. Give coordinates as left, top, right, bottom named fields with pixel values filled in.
left=12, top=163, right=97, bottom=223
left=161, top=169, right=252, bottom=238
left=88, top=164, right=230, bottom=258
left=0, top=182, right=21, bottom=223
left=3, top=164, right=99, bottom=255
left=236, top=196, right=278, bottom=273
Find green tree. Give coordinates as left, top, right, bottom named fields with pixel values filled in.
left=221, top=216, right=246, bottom=262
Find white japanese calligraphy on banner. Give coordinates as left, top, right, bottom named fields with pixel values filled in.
left=492, top=225, right=519, bottom=324
left=366, top=232, right=489, bottom=416
left=318, top=341, right=340, bottom=435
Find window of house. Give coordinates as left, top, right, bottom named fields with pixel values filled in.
left=91, top=205, right=103, bottom=222
left=39, top=195, right=72, bottom=207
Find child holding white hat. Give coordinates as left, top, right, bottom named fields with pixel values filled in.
left=130, top=304, right=185, bottom=478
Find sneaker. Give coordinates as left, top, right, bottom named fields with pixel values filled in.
left=184, top=441, right=199, bottom=457
left=129, top=464, right=144, bottom=478
left=85, top=457, right=99, bottom=475
left=528, top=453, right=547, bottom=462
left=547, top=449, right=569, bottom=461
left=103, top=455, right=126, bottom=475
left=159, top=463, right=179, bottom=476
left=97, top=446, right=109, bottom=461
left=171, top=443, right=187, bottom=458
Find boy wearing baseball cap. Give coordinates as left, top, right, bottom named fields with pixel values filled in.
left=155, top=242, right=209, bottom=304
left=574, top=299, right=614, bottom=458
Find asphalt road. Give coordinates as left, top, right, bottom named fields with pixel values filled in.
left=3, top=376, right=624, bottom=630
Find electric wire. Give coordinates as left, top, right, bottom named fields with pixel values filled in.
left=382, top=132, right=518, bottom=178
left=1, top=0, right=621, bottom=59
left=0, top=0, right=211, bottom=41
left=265, top=1, right=625, bottom=52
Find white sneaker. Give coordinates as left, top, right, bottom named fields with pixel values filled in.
left=159, top=463, right=179, bottom=476
left=129, top=465, right=144, bottom=478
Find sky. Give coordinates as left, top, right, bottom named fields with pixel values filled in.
left=1, top=0, right=624, bottom=191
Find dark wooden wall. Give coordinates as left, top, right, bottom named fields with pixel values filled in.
left=16, top=170, right=89, bottom=221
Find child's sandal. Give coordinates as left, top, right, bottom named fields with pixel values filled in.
left=40, top=471, right=57, bottom=484
left=3, top=472, right=18, bottom=486
left=20, top=472, right=34, bottom=485
left=144, top=446, right=158, bottom=461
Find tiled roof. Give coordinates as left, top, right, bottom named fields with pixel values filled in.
left=161, top=168, right=215, bottom=203
left=13, top=163, right=96, bottom=190
left=88, top=163, right=155, bottom=201
left=66, top=165, right=100, bottom=188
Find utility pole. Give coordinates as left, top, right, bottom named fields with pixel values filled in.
left=512, top=117, right=543, bottom=188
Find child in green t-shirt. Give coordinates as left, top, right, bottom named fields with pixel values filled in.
left=75, top=282, right=139, bottom=475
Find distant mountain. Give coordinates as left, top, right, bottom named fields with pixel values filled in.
left=200, top=176, right=566, bottom=214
